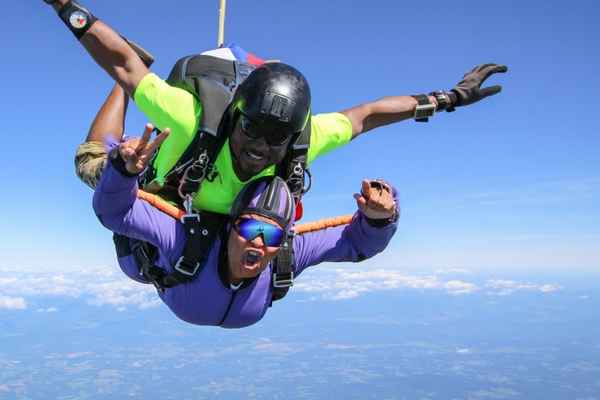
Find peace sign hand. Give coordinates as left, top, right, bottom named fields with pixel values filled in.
left=119, top=123, right=170, bottom=174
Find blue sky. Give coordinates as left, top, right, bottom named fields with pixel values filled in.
left=0, top=0, right=598, bottom=275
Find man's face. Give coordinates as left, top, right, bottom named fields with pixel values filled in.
left=227, top=214, right=283, bottom=285
left=229, top=115, right=293, bottom=182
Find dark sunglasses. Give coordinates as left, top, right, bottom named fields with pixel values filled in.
left=240, top=116, right=292, bottom=147
left=234, top=217, right=286, bottom=247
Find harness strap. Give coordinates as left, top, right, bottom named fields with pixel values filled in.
left=161, top=213, right=203, bottom=288
left=130, top=202, right=227, bottom=290
left=295, top=214, right=354, bottom=235
left=133, top=191, right=352, bottom=300
left=137, top=189, right=184, bottom=219
left=276, top=116, right=312, bottom=201
left=142, top=56, right=255, bottom=206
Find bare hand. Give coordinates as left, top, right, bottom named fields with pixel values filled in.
left=119, top=123, right=170, bottom=174
left=353, top=179, right=396, bottom=220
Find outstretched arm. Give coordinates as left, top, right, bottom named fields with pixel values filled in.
left=341, top=63, right=508, bottom=139
left=293, top=179, right=400, bottom=274
left=46, top=1, right=149, bottom=98
left=86, top=40, right=154, bottom=143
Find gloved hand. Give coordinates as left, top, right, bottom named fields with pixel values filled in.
left=450, top=63, right=508, bottom=107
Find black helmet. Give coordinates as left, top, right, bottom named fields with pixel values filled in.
left=231, top=176, right=296, bottom=235
left=230, top=63, right=311, bottom=138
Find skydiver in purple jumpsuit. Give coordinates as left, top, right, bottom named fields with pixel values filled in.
left=93, top=127, right=400, bottom=329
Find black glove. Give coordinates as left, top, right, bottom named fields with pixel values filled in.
left=450, top=63, right=508, bottom=107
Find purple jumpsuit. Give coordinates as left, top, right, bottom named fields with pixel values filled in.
left=93, top=147, right=399, bottom=329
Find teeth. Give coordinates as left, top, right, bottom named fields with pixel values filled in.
left=246, top=151, right=264, bottom=160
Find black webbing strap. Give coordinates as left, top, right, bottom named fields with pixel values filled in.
left=276, top=116, right=312, bottom=199
left=162, top=214, right=203, bottom=288
left=270, top=235, right=295, bottom=306
left=132, top=212, right=227, bottom=291
left=129, top=238, right=160, bottom=282
left=152, top=56, right=254, bottom=205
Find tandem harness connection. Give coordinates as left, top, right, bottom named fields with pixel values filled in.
left=127, top=190, right=354, bottom=305
left=128, top=191, right=298, bottom=305
left=133, top=46, right=314, bottom=300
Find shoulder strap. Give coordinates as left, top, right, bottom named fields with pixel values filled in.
left=275, top=116, right=312, bottom=200
left=142, top=50, right=313, bottom=210
left=270, top=234, right=295, bottom=306
left=141, top=55, right=256, bottom=206
left=131, top=212, right=228, bottom=291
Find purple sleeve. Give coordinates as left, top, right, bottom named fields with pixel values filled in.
left=292, top=187, right=400, bottom=276
left=92, top=139, right=184, bottom=260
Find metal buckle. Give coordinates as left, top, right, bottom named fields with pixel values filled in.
left=181, top=194, right=200, bottom=225
left=273, top=271, right=294, bottom=288
left=178, top=152, right=210, bottom=199
left=173, top=256, right=200, bottom=277
left=180, top=212, right=200, bottom=225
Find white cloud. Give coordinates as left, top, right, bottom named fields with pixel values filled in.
left=294, top=268, right=565, bottom=299
left=34, top=308, right=58, bottom=313
left=485, top=279, right=562, bottom=295
left=0, top=295, right=26, bottom=310
left=539, top=284, right=560, bottom=292
left=0, top=264, right=566, bottom=307
left=0, top=265, right=159, bottom=310
left=85, top=280, right=161, bottom=309
left=294, top=268, right=480, bottom=299
left=443, top=280, right=478, bottom=295
left=434, top=269, right=471, bottom=275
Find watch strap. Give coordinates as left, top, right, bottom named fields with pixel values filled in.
left=411, top=94, right=434, bottom=122
left=429, top=90, right=447, bottom=111
left=58, top=0, right=98, bottom=40
left=429, top=90, right=458, bottom=113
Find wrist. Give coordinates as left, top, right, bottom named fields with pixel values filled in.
left=57, top=0, right=98, bottom=40
left=108, top=146, right=139, bottom=178
left=427, top=94, right=439, bottom=110
left=429, top=90, right=458, bottom=113
left=365, top=209, right=399, bottom=227
left=410, top=94, right=435, bottom=122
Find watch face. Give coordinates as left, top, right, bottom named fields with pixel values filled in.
left=69, top=10, right=88, bottom=29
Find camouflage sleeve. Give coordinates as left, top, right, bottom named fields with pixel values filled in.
left=74, top=141, right=107, bottom=190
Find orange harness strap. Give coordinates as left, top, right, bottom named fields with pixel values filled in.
left=294, top=214, right=354, bottom=235
left=137, top=190, right=354, bottom=233
left=137, top=189, right=185, bottom=220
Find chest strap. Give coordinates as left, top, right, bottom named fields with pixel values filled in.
left=132, top=211, right=227, bottom=291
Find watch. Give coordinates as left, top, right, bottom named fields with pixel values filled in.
left=59, top=1, right=92, bottom=32
left=429, top=90, right=449, bottom=111
left=411, top=94, right=435, bottom=122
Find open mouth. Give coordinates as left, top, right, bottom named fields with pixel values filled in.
left=244, top=250, right=261, bottom=266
